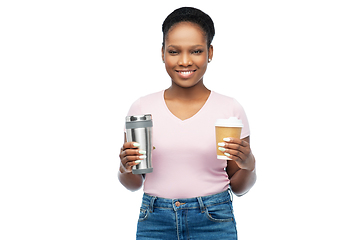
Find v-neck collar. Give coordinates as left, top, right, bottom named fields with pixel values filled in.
left=161, top=90, right=213, bottom=123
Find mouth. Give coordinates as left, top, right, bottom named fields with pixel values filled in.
left=175, top=70, right=196, bottom=78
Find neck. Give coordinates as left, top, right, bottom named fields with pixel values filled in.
left=165, top=80, right=210, bottom=101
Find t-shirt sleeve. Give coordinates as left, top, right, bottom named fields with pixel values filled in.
left=232, top=98, right=250, bottom=139
left=127, top=97, right=142, bottom=117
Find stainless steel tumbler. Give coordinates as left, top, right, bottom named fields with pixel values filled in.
left=125, top=114, right=153, bottom=174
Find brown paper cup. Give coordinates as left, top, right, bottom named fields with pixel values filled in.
left=215, top=117, right=243, bottom=160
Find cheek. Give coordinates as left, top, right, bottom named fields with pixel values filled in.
left=196, top=57, right=208, bottom=69
left=165, top=59, right=176, bottom=66
left=196, top=53, right=209, bottom=65
left=164, top=63, right=175, bottom=76
left=164, top=56, right=177, bottom=68
left=164, top=61, right=176, bottom=77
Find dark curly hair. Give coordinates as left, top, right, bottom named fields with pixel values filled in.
left=162, top=7, right=215, bottom=49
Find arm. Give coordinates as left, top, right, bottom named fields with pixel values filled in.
left=118, top=163, right=144, bottom=192
left=223, top=136, right=257, bottom=196
left=118, top=133, right=145, bottom=191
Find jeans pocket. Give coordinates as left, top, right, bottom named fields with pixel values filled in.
left=138, top=206, right=150, bottom=222
left=205, top=202, right=234, bottom=223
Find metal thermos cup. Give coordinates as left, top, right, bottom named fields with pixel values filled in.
left=125, top=114, right=153, bottom=174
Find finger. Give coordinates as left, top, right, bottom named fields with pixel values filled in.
left=223, top=148, right=241, bottom=158
left=223, top=150, right=247, bottom=163
left=223, top=137, right=249, bottom=146
left=120, top=154, right=147, bottom=168
left=120, top=148, right=145, bottom=159
left=122, top=154, right=145, bottom=167
left=221, top=143, right=248, bottom=155
left=218, top=143, right=250, bottom=160
left=120, top=142, right=142, bottom=158
left=122, top=157, right=143, bottom=172
left=122, top=141, right=141, bottom=150
left=223, top=137, right=242, bottom=144
left=232, top=146, right=251, bottom=158
left=221, top=142, right=241, bottom=151
left=222, top=148, right=246, bottom=160
left=222, top=138, right=249, bottom=149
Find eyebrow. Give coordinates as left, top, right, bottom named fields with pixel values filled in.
left=167, top=44, right=205, bottom=48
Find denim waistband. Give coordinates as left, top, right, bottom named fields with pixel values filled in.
left=142, top=189, right=233, bottom=212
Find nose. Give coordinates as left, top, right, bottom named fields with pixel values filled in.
left=178, top=52, right=193, bottom=66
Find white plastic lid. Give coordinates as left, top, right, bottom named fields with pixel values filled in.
left=215, top=117, right=243, bottom=127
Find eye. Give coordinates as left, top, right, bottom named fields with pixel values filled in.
left=168, top=50, right=178, bottom=55
left=192, top=49, right=203, bottom=54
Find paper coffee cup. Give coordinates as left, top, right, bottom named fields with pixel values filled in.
left=215, top=117, right=243, bottom=160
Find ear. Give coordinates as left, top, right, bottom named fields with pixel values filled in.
left=208, top=45, right=214, bottom=62
left=161, top=46, right=165, bottom=63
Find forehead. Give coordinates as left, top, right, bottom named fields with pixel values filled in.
left=165, top=22, right=206, bottom=46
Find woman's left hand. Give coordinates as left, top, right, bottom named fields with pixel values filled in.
left=219, top=137, right=255, bottom=171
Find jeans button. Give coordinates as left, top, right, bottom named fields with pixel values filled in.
left=175, top=201, right=181, bottom=207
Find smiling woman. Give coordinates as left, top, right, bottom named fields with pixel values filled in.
left=162, top=22, right=213, bottom=89
left=118, top=6, right=256, bottom=240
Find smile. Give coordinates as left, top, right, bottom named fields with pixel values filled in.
left=176, top=70, right=196, bottom=78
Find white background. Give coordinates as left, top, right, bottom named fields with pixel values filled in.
left=1, top=1, right=359, bottom=239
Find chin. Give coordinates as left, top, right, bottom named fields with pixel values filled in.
left=173, top=79, right=202, bottom=89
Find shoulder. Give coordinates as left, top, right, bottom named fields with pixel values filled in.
left=127, top=90, right=164, bottom=116
left=131, top=90, right=163, bottom=106
left=211, top=91, right=245, bottom=109
left=211, top=91, right=250, bottom=138
left=211, top=91, right=235, bottom=102
left=210, top=91, right=248, bottom=125
left=136, top=90, right=163, bottom=101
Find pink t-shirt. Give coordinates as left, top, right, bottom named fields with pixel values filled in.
left=126, top=90, right=250, bottom=199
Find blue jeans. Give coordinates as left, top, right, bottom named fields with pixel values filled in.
left=136, top=190, right=237, bottom=240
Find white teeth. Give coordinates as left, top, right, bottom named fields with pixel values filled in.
left=179, top=71, right=193, bottom=75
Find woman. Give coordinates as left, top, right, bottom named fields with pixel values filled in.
left=119, top=7, right=256, bottom=240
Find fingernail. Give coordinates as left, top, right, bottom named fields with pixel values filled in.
left=139, top=155, right=147, bottom=159
left=223, top=138, right=231, bottom=142
left=133, top=142, right=140, bottom=147
left=224, top=153, right=231, bottom=157
left=218, top=147, right=226, bottom=152
left=135, top=160, right=142, bottom=164
left=139, top=150, right=146, bottom=155
left=218, top=142, right=226, bottom=147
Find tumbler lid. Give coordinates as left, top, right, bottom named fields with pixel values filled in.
left=126, top=114, right=152, bottom=122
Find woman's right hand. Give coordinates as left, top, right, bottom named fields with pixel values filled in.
left=119, top=142, right=146, bottom=173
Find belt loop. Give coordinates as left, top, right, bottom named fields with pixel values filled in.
left=228, top=188, right=233, bottom=202
left=197, top=197, right=206, bottom=213
left=149, top=196, right=157, bottom=213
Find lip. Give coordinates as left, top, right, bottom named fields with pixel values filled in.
left=175, top=69, right=196, bottom=79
